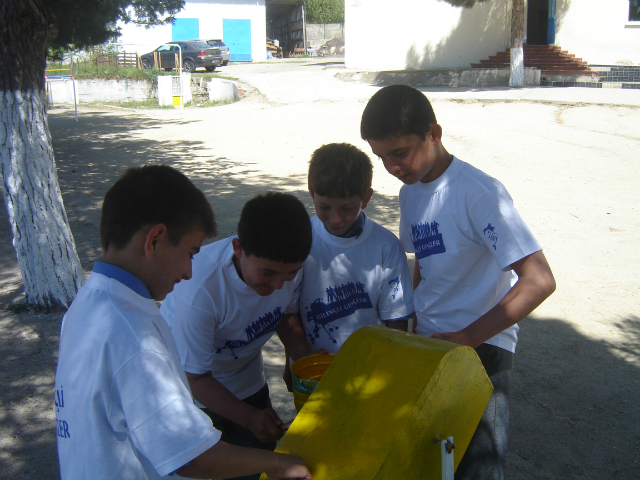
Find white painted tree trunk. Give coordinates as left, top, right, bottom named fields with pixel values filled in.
left=0, top=89, right=85, bottom=309
left=509, top=46, right=525, bottom=87
left=509, top=0, right=526, bottom=88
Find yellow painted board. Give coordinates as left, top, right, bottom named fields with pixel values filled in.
left=172, top=96, right=181, bottom=106
left=262, top=325, right=493, bottom=480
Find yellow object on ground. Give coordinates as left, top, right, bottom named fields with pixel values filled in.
left=291, top=354, right=335, bottom=412
left=172, top=96, right=181, bottom=106
left=263, top=325, right=493, bottom=480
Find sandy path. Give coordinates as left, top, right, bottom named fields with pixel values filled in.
left=0, top=60, right=639, bottom=479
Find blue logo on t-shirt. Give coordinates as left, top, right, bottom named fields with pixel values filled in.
left=215, top=307, right=283, bottom=358
left=389, top=277, right=400, bottom=299
left=411, top=221, right=446, bottom=259
left=305, top=282, right=373, bottom=344
left=483, top=223, right=498, bottom=250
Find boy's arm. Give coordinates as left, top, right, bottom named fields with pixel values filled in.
left=178, top=440, right=311, bottom=479
left=186, top=372, right=284, bottom=443
left=411, top=261, right=422, bottom=334
left=431, top=250, right=556, bottom=348
left=277, top=313, right=312, bottom=362
left=277, top=313, right=317, bottom=391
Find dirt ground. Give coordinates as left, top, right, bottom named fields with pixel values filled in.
left=1, top=60, right=639, bottom=479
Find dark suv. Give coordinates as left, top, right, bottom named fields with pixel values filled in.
left=140, top=41, right=223, bottom=72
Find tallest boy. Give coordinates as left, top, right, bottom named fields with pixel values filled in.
left=361, top=85, right=556, bottom=479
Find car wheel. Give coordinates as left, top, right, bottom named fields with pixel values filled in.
left=141, top=58, right=152, bottom=71
left=183, top=59, right=195, bottom=72
left=205, top=66, right=216, bottom=72
left=222, top=60, right=229, bottom=66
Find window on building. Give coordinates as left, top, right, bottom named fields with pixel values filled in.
left=630, top=0, right=640, bottom=21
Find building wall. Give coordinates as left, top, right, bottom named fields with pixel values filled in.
left=554, top=0, right=640, bottom=65
left=345, top=0, right=511, bottom=70
left=306, top=23, right=344, bottom=49
left=116, top=0, right=267, bottom=62
left=345, top=0, right=640, bottom=71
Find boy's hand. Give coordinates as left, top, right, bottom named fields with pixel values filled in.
left=249, top=407, right=285, bottom=443
left=267, top=453, right=312, bottom=479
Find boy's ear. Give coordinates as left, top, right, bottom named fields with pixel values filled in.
left=142, top=224, right=168, bottom=259
left=231, top=237, right=244, bottom=259
left=361, top=188, right=374, bottom=209
left=429, top=124, right=443, bottom=143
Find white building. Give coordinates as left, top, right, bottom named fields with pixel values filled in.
left=345, top=0, right=640, bottom=70
left=117, top=0, right=269, bottom=62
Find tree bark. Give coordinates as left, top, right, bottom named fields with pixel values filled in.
left=509, top=0, right=526, bottom=87
left=1, top=0, right=85, bottom=310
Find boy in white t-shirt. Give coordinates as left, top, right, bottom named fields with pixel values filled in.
left=300, top=143, right=414, bottom=354
left=160, top=192, right=313, bottom=480
left=361, top=85, right=556, bottom=480
left=54, top=166, right=311, bottom=480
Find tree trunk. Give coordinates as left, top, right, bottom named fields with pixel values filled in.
left=0, top=0, right=85, bottom=310
left=509, top=0, right=526, bottom=87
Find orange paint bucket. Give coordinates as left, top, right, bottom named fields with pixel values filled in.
left=290, top=354, right=335, bottom=412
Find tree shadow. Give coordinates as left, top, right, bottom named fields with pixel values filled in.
left=508, top=315, right=640, bottom=479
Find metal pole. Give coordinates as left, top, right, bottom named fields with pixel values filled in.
left=71, top=56, right=78, bottom=122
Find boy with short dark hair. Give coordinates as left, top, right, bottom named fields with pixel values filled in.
left=300, top=142, right=414, bottom=353
left=54, top=166, right=311, bottom=480
left=361, top=85, right=556, bottom=480
left=160, top=191, right=313, bottom=480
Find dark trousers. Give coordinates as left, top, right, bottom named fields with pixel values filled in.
left=455, top=343, right=513, bottom=480
left=202, top=383, right=277, bottom=480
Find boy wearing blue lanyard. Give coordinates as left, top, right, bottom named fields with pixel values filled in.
left=54, top=165, right=311, bottom=480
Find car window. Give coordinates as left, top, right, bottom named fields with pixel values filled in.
left=157, top=45, right=171, bottom=52
left=189, top=41, right=211, bottom=49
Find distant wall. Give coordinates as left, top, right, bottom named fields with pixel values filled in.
left=555, top=0, right=640, bottom=65
left=306, top=23, right=344, bottom=49
left=345, top=0, right=510, bottom=71
left=47, top=79, right=155, bottom=105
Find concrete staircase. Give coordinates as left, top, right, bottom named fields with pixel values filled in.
left=471, top=45, right=596, bottom=77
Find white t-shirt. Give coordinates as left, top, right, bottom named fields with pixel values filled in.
left=300, top=214, right=414, bottom=353
left=160, top=237, right=301, bottom=401
left=55, top=273, right=220, bottom=480
left=399, top=157, right=542, bottom=353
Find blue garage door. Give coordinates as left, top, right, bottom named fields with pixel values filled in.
left=173, top=18, right=199, bottom=41
left=223, top=19, right=252, bottom=62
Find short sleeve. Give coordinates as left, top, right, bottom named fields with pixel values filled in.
left=377, top=235, right=415, bottom=321
left=112, top=350, right=220, bottom=477
left=284, top=269, right=303, bottom=315
left=469, top=188, right=541, bottom=270
left=169, top=292, right=218, bottom=375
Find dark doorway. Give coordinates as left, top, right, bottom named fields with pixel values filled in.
left=527, top=0, right=556, bottom=45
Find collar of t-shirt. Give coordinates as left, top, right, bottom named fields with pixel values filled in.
left=340, top=211, right=366, bottom=239
left=92, top=261, right=153, bottom=299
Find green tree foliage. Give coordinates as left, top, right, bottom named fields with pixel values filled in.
left=306, top=0, right=345, bottom=24
left=42, top=0, right=184, bottom=50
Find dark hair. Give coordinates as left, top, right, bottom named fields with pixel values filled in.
left=100, top=165, right=217, bottom=251
left=360, top=85, right=437, bottom=141
left=308, top=143, right=373, bottom=199
left=237, top=192, right=312, bottom=263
